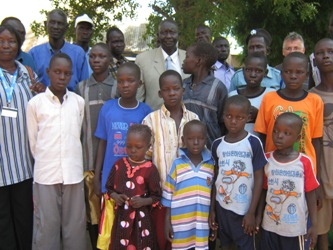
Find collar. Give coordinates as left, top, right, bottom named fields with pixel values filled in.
left=161, top=47, right=179, bottom=61
left=179, top=147, right=212, bottom=162
left=47, top=41, right=67, bottom=54
left=266, top=65, right=275, bottom=79
left=161, top=103, right=188, bottom=117
left=16, top=50, right=24, bottom=62
left=87, top=73, right=115, bottom=87
left=45, top=86, right=69, bottom=100
left=214, top=60, right=232, bottom=70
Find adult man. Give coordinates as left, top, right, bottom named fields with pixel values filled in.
left=275, top=32, right=305, bottom=71
left=74, top=14, right=94, bottom=75
left=29, top=9, right=89, bottom=91
left=136, top=19, right=187, bottom=110
left=106, top=26, right=128, bottom=79
left=1, top=17, right=37, bottom=72
left=212, top=37, right=235, bottom=90
left=195, top=24, right=212, bottom=43
left=229, top=28, right=282, bottom=92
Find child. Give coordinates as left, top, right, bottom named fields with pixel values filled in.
left=229, top=52, right=275, bottom=136
left=254, top=52, right=324, bottom=174
left=309, top=38, right=333, bottom=250
left=93, top=62, right=152, bottom=248
left=162, top=120, right=215, bottom=250
left=26, top=53, right=86, bottom=249
left=75, top=43, right=117, bottom=249
left=142, top=70, right=199, bottom=250
left=259, top=112, right=319, bottom=250
left=105, top=124, right=161, bottom=250
left=210, top=95, right=267, bottom=249
left=182, top=41, right=228, bottom=148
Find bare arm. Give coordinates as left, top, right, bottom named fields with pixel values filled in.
left=312, top=137, right=323, bottom=210
left=306, top=190, right=318, bottom=248
left=93, top=139, right=106, bottom=198
left=243, top=168, right=264, bottom=235
left=164, top=207, right=174, bottom=242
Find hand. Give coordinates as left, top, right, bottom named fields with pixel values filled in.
left=111, top=193, right=129, bottom=206
left=93, top=174, right=102, bottom=198
left=164, top=221, right=174, bottom=242
left=255, top=214, right=263, bottom=234
left=209, top=210, right=218, bottom=231
left=242, top=212, right=255, bottom=236
left=30, top=82, right=46, bottom=94
left=306, top=226, right=317, bottom=249
left=130, top=196, right=147, bottom=208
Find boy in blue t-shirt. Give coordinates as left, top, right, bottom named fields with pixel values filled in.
left=210, top=95, right=267, bottom=249
left=93, top=62, right=152, bottom=197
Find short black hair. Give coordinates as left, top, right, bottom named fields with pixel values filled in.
left=48, top=9, right=67, bottom=23
left=118, top=62, right=140, bottom=79
left=183, top=120, right=207, bottom=137
left=1, top=16, right=22, bottom=25
left=213, top=36, right=228, bottom=45
left=0, top=24, right=22, bottom=53
left=91, top=43, right=111, bottom=57
left=49, top=53, right=72, bottom=68
left=244, top=52, right=267, bottom=68
left=224, top=95, right=251, bottom=114
left=315, top=38, right=333, bottom=52
left=158, top=19, right=179, bottom=33
left=127, top=124, right=152, bottom=145
left=106, top=26, right=123, bottom=42
left=190, top=42, right=218, bottom=69
left=159, top=70, right=182, bottom=89
left=282, top=51, right=308, bottom=70
left=246, top=28, right=272, bottom=47
left=275, top=112, right=303, bottom=134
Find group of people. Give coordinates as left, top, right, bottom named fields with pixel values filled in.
left=1, top=6, right=333, bottom=250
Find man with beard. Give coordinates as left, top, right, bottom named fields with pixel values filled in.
left=74, top=14, right=94, bottom=75
left=212, top=37, right=235, bottom=91
left=29, top=9, right=89, bottom=91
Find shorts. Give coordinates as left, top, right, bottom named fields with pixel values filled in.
left=260, top=228, right=305, bottom=250
left=317, top=198, right=333, bottom=235
left=215, top=202, right=255, bottom=250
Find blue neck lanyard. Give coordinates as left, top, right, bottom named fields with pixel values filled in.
left=0, top=67, right=18, bottom=106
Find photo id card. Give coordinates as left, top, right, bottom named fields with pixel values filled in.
left=1, top=106, right=18, bottom=118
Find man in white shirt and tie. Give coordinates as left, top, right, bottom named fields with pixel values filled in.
left=136, top=19, right=187, bottom=110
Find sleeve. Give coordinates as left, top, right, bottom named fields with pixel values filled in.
left=250, top=136, right=268, bottom=172
left=94, top=103, right=108, bottom=140
left=105, top=161, right=118, bottom=194
left=263, top=153, right=270, bottom=190
left=217, top=83, right=228, bottom=135
left=312, top=95, right=324, bottom=138
left=147, top=164, right=162, bottom=207
left=79, top=52, right=89, bottom=82
left=254, top=93, right=269, bottom=134
left=26, top=100, right=38, bottom=158
left=302, top=155, right=320, bottom=192
left=135, top=56, right=146, bottom=102
left=161, top=160, right=178, bottom=208
left=229, top=72, right=239, bottom=92
left=142, top=114, right=154, bottom=160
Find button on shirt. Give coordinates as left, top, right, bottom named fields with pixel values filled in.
left=214, top=61, right=235, bottom=91
left=26, top=88, right=85, bottom=185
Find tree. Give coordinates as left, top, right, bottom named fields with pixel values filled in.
left=30, top=0, right=139, bottom=43
left=146, top=0, right=330, bottom=65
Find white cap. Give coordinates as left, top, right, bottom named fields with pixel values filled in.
left=75, top=14, right=94, bottom=28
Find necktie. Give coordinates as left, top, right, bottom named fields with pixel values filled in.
left=165, top=56, right=174, bottom=70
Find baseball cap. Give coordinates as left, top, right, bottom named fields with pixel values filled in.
left=75, top=14, right=94, bottom=28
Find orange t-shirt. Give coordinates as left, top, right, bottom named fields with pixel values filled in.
left=254, top=91, right=323, bottom=173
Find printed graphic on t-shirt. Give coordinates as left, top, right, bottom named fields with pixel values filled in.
left=218, top=159, right=252, bottom=204
left=265, top=179, right=301, bottom=225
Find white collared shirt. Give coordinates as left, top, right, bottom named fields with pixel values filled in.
left=161, top=48, right=182, bottom=75
left=26, top=88, right=85, bottom=185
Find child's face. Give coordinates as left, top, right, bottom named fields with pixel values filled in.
left=117, top=67, right=140, bottom=99
left=126, top=132, right=149, bottom=162
left=272, top=117, right=300, bottom=151
left=243, top=58, right=267, bottom=88
left=182, top=124, right=207, bottom=157
left=182, top=46, right=199, bottom=74
left=223, top=104, right=249, bottom=137
left=281, top=57, right=308, bottom=91
left=47, top=57, right=72, bottom=92
left=89, top=46, right=110, bottom=74
left=247, top=36, right=268, bottom=56
left=315, top=39, right=333, bottom=73
left=158, top=75, right=184, bottom=108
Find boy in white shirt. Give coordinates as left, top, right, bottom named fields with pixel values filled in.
left=26, top=53, right=86, bottom=250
